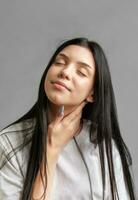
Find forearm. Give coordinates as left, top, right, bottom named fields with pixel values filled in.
left=31, top=144, right=60, bottom=200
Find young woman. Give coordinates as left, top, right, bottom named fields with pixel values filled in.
left=0, top=37, right=136, bottom=200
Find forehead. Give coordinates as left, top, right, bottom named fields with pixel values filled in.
left=57, top=45, right=95, bottom=66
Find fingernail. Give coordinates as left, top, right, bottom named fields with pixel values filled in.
left=58, top=105, right=64, bottom=116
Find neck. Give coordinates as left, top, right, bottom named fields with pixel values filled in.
left=46, top=101, right=80, bottom=124
left=46, top=101, right=83, bottom=136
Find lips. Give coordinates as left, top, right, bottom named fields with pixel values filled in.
left=52, top=80, right=70, bottom=91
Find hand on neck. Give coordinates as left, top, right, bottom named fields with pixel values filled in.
left=46, top=101, right=83, bottom=125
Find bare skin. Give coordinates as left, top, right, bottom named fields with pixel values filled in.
left=31, top=101, right=86, bottom=200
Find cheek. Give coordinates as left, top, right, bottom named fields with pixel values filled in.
left=44, top=67, right=55, bottom=85
left=44, top=71, right=52, bottom=93
left=46, top=66, right=55, bottom=78
left=44, top=66, right=59, bottom=94
left=77, top=80, right=92, bottom=92
left=72, top=81, right=90, bottom=100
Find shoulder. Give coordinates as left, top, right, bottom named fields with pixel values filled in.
left=0, top=118, right=36, bottom=199
left=0, top=118, right=36, bottom=169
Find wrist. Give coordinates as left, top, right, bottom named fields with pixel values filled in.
left=46, top=141, right=61, bottom=169
left=47, top=134, right=62, bottom=156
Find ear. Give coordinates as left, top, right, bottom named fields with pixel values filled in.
left=86, top=90, right=95, bottom=103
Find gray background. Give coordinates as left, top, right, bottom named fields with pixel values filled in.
left=0, top=0, right=137, bottom=196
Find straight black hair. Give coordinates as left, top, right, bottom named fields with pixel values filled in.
left=2, top=37, right=136, bottom=199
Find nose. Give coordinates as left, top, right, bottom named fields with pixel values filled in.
left=58, top=65, right=73, bottom=80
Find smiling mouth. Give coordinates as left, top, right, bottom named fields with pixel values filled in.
left=52, top=82, right=69, bottom=91
left=54, top=83, right=67, bottom=89
left=51, top=81, right=71, bottom=91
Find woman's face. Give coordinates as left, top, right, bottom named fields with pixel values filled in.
left=44, top=45, right=96, bottom=107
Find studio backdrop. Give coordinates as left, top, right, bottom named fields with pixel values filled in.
left=0, top=0, right=137, bottom=196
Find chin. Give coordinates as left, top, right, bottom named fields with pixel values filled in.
left=47, top=96, right=65, bottom=106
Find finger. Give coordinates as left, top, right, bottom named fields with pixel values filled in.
left=58, top=105, right=64, bottom=116
left=54, top=105, right=65, bottom=123
left=55, top=101, right=86, bottom=124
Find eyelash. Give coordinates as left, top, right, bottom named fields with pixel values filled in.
left=55, top=61, right=64, bottom=65
left=78, top=71, right=86, bottom=76
left=54, top=61, right=87, bottom=77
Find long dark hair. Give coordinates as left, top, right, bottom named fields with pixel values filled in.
left=2, top=37, right=136, bottom=199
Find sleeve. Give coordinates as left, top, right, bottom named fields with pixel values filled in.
left=0, top=134, right=24, bottom=200
left=112, top=141, right=131, bottom=200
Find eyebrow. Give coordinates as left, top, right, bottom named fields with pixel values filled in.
left=57, top=53, right=93, bottom=70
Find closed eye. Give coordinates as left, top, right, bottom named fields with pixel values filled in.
left=54, top=61, right=65, bottom=65
left=54, top=57, right=65, bottom=65
left=78, top=71, right=87, bottom=76
left=54, top=60, right=87, bottom=77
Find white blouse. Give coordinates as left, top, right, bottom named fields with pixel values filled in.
left=0, top=118, right=131, bottom=199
